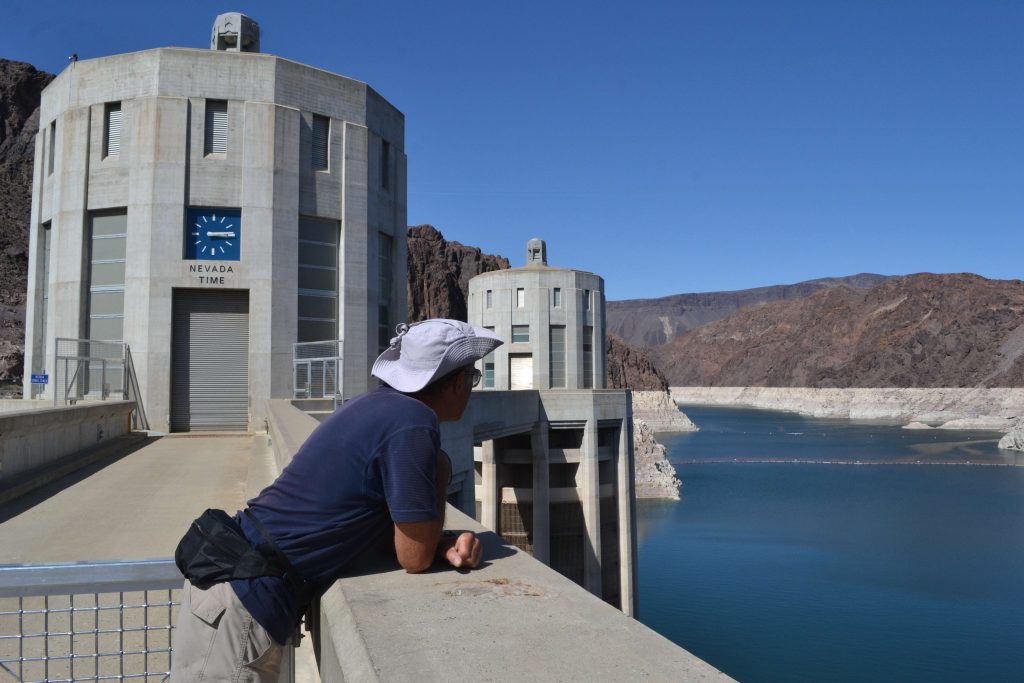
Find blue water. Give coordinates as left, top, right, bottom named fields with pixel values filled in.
left=636, top=406, right=1024, bottom=683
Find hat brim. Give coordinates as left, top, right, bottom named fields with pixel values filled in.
left=372, top=325, right=503, bottom=393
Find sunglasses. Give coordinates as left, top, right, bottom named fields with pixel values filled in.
left=465, top=368, right=482, bottom=388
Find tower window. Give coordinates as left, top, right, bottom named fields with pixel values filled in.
left=516, top=288, right=525, bottom=308
left=312, top=115, right=329, bottom=170
left=381, top=139, right=390, bottom=189
left=512, top=325, right=530, bottom=343
left=104, top=103, right=122, bottom=158
left=48, top=121, right=56, bottom=174
left=204, top=100, right=228, bottom=155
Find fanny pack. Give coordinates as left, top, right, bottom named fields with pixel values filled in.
left=174, top=508, right=315, bottom=606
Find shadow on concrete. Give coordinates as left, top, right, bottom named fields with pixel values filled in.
left=339, top=528, right=521, bottom=579
left=0, top=434, right=161, bottom=524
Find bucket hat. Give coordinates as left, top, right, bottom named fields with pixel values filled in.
left=372, top=319, right=503, bottom=393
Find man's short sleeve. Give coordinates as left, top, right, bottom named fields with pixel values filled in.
left=377, top=426, right=440, bottom=523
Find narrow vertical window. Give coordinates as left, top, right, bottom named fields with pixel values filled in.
left=35, top=222, right=52, bottom=385
left=297, top=217, right=339, bottom=342
left=88, top=211, right=127, bottom=342
left=204, top=100, right=228, bottom=155
left=312, top=114, right=329, bottom=170
left=549, top=325, right=566, bottom=388
left=47, top=121, right=56, bottom=175
left=381, top=139, right=390, bottom=189
left=553, top=287, right=561, bottom=308
left=583, top=289, right=591, bottom=311
left=104, top=103, right=122, bottom=158
left=483, top=326, right=496, bottom=388
left=516, top=288, right=525, bottom=308
left=378, top=233, right=394, bottom=352
left=583, top=325, right=594, bottom=389
left=486, top=290, right=492, bottom=308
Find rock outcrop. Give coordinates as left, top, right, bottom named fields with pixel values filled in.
left=0, top=60, right=54, bottom=383
left=998, top=429, right=1024, bottom=452
left=606, top=334, right=668, bottom=392
left=406, top=225, right=510, bottom=323
left=670, top=386, right=1024, bottom=432
left=632, top=390, right=698, bottom=433
left=653, top=274, right=1024, bottom=388
left=632, top=418, right=681, bottom=499
left=608, top=274, right=890, bottom=347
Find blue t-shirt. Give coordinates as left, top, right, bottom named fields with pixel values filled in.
left=231, top=386, right=441, bottom=644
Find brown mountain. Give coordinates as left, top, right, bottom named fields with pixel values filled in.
left=606, top=334, right=669, bottom=391
left=608, top=273, right=891, bottom=348
left=0, top=59, right=54, bottom=381
left=651, top=273, right=1024, bottom=388
left=405, top=225, right=668, bottom=390
left=406, top=225, right=510, bottom=322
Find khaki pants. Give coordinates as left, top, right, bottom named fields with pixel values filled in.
left=171, top=581, right=284, bottom=682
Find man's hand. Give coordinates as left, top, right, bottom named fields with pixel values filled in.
left=442, top=531, right=483, bottom=569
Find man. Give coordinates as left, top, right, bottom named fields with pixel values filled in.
left=171, top=319, right=503, bottom=682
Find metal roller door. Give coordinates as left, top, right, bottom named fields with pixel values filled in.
left=170, top=289, right=250, bottom=432
left=510, top=354, right=533, bottom=390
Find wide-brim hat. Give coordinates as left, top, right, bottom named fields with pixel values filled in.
left=371, top=319, right=504, bottom=393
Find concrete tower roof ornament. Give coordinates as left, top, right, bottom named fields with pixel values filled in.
left=211, top=13, right=260, bottom=53
left=526, top=238, right=547, bottom=266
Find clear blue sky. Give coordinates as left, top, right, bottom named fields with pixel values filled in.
left=5, top=1, right=1022, bottom=299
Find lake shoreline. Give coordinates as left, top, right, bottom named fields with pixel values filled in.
left=670, top=386, right=1024, bottom=432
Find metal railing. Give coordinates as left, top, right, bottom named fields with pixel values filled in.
left=293, top=340, right=343, bottom=405
left=0, top=560, right=297, bottom=683
left=54, top=339, right=149, bottom=431
left=0, top=560, right=182, bottom=682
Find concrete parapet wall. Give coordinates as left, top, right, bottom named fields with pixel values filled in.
left=265, top=399, right=321, bottom=472
left=318, top=506, right=730, bottom=682
left=0, top=401, right=135, bottom=489
left=0, top=400, right=51, bottom=413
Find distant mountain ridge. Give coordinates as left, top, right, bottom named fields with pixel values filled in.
left=607, top=273, right=892, bottom=348
left=650, top=273, right=1024, bottom=388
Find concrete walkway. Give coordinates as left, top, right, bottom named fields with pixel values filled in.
left=0, top=433, right=320, bottom=682
left=0, top=433, right=276, bottom=563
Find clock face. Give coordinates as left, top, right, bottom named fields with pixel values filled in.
left=185, top=208, right=241, bottom=261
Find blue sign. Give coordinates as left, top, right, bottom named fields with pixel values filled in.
left=31, top=374, right=48, bottom=384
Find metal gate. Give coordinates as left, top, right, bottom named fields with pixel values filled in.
left=170, top=290, right=249, bottom=432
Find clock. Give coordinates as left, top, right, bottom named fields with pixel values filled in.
left=185, top=207, right=241, bottom=261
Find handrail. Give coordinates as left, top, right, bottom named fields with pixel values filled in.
left=125, top=345, right=150, bottom=430
left=0, top=559, right=181, bottom=598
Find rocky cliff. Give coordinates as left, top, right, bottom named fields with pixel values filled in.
left=632, top=418, right=681, bottom=499
left=406, top=225, right=510, bottom=322
left=632, top=390, right=698, bottom=433
left=0, top=60, right=54, bottom=382
left=653, top=274, right=1024, bottom=388
left=606, top=334, right=668, bottom=392
left=608, top=273, right=890, bottom=348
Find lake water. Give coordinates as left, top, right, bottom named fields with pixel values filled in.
left=636, top=406, right=1024, bottom=683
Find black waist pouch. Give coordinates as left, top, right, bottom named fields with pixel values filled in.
left=174, top=508, right=285, bottom=586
